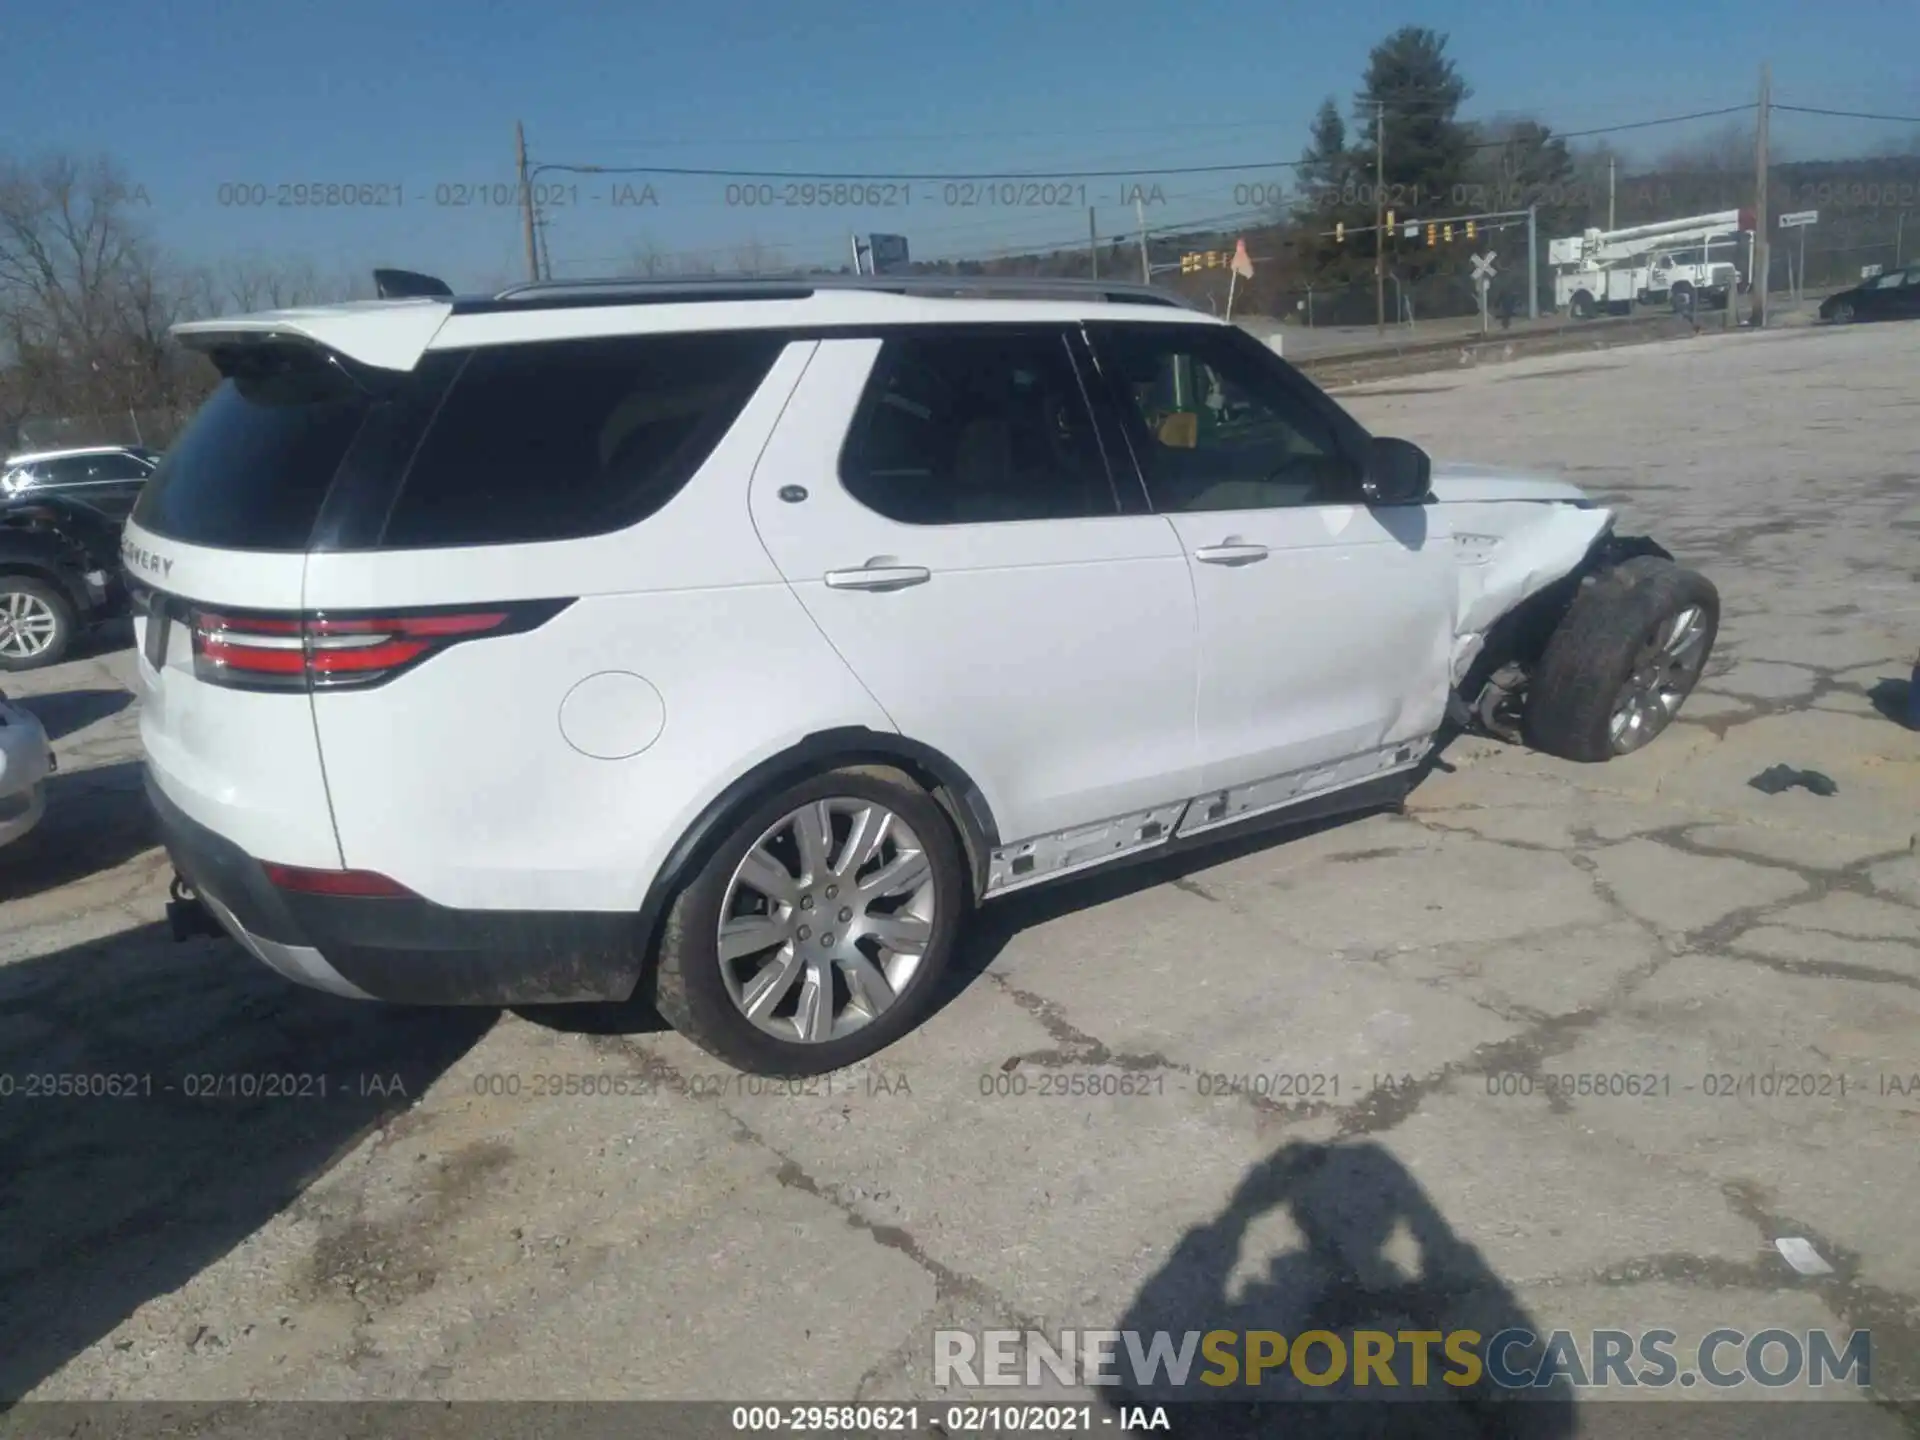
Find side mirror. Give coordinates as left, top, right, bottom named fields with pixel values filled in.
left=1362, top=436, right=1431, bottom=505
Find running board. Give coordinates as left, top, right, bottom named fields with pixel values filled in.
left=981, top=743, right=1432, bottom=900
left=985, top=801, right=1191, bottom=897
left=1175, top=740, right=1426, bottom=840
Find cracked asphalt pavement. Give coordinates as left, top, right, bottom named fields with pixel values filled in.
left=1, top=320, right=1916, bottom=1434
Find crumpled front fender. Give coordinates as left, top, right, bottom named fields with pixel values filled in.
left=1444, top=500, right=1617, bottom=684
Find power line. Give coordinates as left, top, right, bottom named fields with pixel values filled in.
left=526, top=104, right=1764, bottom=185
left=532, top=158, right=1306, bottom=182
left=1519, top=103, right=1754, bottom=141
left=1774, top=103, right=1920, bottom=124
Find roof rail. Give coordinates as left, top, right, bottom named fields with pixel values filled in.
left=849, top=275, right=1197, bottom=309
left=488, top=278, right=816, bottom=305
left=481, top=273, right=1198, bottom=312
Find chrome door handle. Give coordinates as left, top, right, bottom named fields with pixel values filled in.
left=1192, top=541, right=1270, bottom=566
left=823, top=561, right=932, bottom=592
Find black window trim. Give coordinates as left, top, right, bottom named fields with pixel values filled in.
left=833, top=323, right=1131, bottom=529
left=1079, top=319, right=1376, bottom=515
left=131, top=348, right=388, bottom=555
left=372, top=329, right=785, bottom=553
left=307, top=350, right=470, bottom=553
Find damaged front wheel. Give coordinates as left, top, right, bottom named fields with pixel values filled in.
left=1524, top=557, right=1719, bottom=762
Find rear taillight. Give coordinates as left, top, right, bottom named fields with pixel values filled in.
left=262, top=862, right=416, bottom=897
left=186, top=599, right=571, bottom=692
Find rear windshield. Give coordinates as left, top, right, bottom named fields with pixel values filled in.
left=130, top=345, right=373, bottom=552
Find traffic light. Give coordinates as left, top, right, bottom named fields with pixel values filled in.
left=1385, top=210, right=1395, bottom=232
left=1466, top=220, right=1476, bottom=241
left=1426, top=224, right=1437, bottom=247
left=1443, top=223, right=1453, bottom=242
left=1180, top=252, right=1199, bottom=274
left=1335, top=221, right=1345, bottom=244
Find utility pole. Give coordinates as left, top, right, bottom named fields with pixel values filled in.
left=1754, top=63, right=1771, bottom=328
left=1526, top=203, right=1539, bottom=320
left=1607, top=155, right=1616, bottom=231
left=516, top=121, right=539, bottom=284
left=1135, top=195, right=1150, bottom=284
left=1088, top=207, right=1099, bottom=280
left=1374, top=101, right=1386, bottom=336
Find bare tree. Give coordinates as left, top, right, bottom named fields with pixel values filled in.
left=0, top=153, right=180, bottom=439
left=194, top=255, right=361, bottom=314
left=626, top=240, right=678, bottom=277
left=1655, top=119, right=1777, bottom=175
left=730, top=238, right=779, bottom=276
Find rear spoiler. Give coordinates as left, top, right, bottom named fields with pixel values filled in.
left=172, top=298, right=453, bottom=373
left=373, top=268, right=454, bottom=299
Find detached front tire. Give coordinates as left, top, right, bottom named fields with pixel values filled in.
left=651, top=766, right=968, bottom=1076
left=1525, top=557, right=1719, bottom=762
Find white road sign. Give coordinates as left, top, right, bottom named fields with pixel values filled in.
left=1779, top=210, right=1818, bottom=228
left=1471, top=252, right=1498, bottom=281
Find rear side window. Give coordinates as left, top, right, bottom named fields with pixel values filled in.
left=131, top=347, right=374, bottom=551
left=379, top=332, right=782, bottom=548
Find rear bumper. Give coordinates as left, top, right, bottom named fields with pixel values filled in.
left=146, top=771, right=644, bottom=1005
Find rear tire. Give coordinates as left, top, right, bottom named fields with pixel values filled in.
left=1569, top=291, right=1595, bottom=321
left=651, top=766, right=968, bottom=1076
left=1670, top=281, right=1694, bottom=314
left=0, top=576, right=75, bottom=671
left=1524, top=558, right=1719, bottom=762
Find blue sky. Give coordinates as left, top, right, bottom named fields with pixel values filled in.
left=6, top=0, right=1916, bottom=290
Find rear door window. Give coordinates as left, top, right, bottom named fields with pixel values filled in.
left=838, top=329, right=1118, bottom=525
left=130, top=346, right=375, bottom=551
left=379, top=331, right=783, bottom=548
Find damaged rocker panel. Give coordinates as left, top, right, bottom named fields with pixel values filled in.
left=982, top=742, right=1428, bottom=898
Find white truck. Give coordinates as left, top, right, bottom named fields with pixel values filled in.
left=1551, top=210, right=1753, bottom=319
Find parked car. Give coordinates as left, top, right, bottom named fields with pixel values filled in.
left=1, top=445, right=161, bottom=522
left=134, top=273, right=1719, bottom=1076
left=0, top=689, right=54, bottom=850
left=1819, top=265, right=1920, bottom=324
left=0, top=492, right=130, bottom=669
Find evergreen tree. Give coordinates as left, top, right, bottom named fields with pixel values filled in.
left=1352, top=27, right=1474, bottom=215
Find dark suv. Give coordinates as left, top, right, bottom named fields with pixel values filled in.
left=1, top=445, right=161, bottom=522
left=0, top=493, right=128, bottom=669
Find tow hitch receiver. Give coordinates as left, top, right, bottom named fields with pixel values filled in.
left=166, top=874, right=226, bottom=942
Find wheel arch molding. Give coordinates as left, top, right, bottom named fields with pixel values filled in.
left=626, top=727, right=999, bottom=997
left=0, top=557, right=90, bottom=617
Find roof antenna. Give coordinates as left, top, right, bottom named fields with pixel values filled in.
left=373, top=268, right=453, bottom=300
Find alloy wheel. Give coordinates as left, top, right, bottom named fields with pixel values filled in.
left=0, top=589, right=59, bottom=662
left=1608, top=604, right=1710, bottom=753
left=717, top=797, right=937, bottom=1044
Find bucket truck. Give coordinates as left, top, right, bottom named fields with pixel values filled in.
left=1551, top=210, right=1754, bottom=319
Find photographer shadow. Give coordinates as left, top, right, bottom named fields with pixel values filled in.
left=1109, top=1140, right=1576, bottom=1439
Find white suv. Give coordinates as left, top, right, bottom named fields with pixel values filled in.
left=128, top=274, right=1717, bottom=1075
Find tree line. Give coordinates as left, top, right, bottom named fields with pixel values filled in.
left=0, top=155, right=374, bottom=450
left=8, top=31, right=1918, bottom=449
